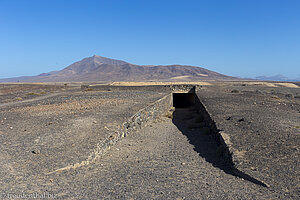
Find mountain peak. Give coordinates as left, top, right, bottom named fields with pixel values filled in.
left=0, top=55, right=238, bottom=82
left=89, top=55, right=128, bottom=65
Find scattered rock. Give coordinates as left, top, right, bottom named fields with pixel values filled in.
left=250, top=167, right=257, bottom=171
left=231, top=89, right=240, bottom=93
left=285, top=94, right=293, bottom=98
left=255, top=90, right=263, bottom=94
left=238, top=118, right=245, bottom=122
left=31, top=150, right=40, bottom=154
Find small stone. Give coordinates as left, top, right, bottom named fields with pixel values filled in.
left=31, top=150, right=40, bottom=154
left=250, top=167, right=257, bottom=171
left=9, top=127, right=13, bottom=129
left=231, top=89, right=240, bottom=93
left=181, top=162, right=186, bottom=165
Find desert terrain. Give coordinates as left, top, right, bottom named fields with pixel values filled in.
left=0, top=81, right=299, bottom=199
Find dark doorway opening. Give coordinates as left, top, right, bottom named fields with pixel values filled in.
left=173, top=93, right=196, bottom=108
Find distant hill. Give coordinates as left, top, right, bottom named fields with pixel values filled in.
left=256, top=75, right=300, bottom=82
left=0, top=55, right=238, bottom=82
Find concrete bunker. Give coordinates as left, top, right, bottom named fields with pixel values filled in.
left=172, top=93, right=196, bottom=108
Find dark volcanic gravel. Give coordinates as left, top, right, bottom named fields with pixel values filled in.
left=197, top=84, right=300, bottom=199
left=0, top=88, right=167, bottom=196
left=0, top=83, right=299, bottom=199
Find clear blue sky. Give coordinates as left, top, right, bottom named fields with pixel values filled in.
left=0, top=0, right=299, bottom=79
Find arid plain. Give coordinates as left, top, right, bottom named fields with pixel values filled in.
left=0, top=81, right=299, bottom=199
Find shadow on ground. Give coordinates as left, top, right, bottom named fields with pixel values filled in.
left=171, top=94, right=268, bottom=187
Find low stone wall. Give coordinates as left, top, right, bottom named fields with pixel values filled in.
left=81, top=84, right=197, bottom=93
left=82, top=85, right=171, bottom=93
left=50, top=93, right=173, bottom=173
left=170, top=85, right=196, bottom=93
left=88, top=93, right=172, bottom=161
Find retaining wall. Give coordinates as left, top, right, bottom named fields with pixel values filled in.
left=51, top=93, right=173, bottom=173
left=87, top=93, right=173, bottom=162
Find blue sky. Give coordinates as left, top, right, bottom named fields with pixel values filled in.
left=0, top=0, right=299, bottom=79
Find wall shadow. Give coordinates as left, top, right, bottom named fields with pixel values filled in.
left=171, top=93, right=267, bottom=187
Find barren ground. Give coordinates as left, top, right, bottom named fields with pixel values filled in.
left=0, top=82, right=299, bottom=199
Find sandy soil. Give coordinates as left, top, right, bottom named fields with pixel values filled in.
left=239, top=81, right=299, bottom=88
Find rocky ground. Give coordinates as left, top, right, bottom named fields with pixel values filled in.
left=0, top=82, right=299, bottom=199
left=0, top=83, right=69, bottom=104
left=0, top=85, right=167, bottom=199
left=197, top=82, right=300, bottom=199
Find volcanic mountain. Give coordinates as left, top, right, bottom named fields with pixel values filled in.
left=0, top=55, right=238, bottom=82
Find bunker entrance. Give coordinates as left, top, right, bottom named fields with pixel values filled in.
left=173, top=93, right=196, bottom=108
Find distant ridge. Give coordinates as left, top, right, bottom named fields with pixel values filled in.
left=0, top=55, right=238, bottom=82
left=256, top=75, right=300, bottom=82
